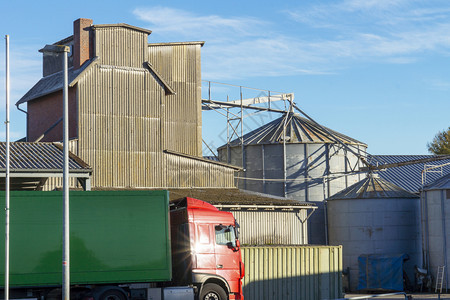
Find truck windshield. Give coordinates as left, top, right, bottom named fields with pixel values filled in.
left=215, top=225, right=236, bottom=247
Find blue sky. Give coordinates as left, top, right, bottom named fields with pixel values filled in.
left=0, top=0, right=449, bottom=155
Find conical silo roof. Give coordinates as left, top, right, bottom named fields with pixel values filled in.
left=327, top=173, right=418, bottom=200
left=219, top=113, right=366, bottom=149
left=423, top=174, right=450, bottom=190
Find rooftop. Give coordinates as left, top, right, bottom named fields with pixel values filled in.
left=219, top=112, right=366, bottom=149
left=0, top=142, right=92, bottom=190
left=368, top=154, right=450, bottom=193
left=327, top=173, right=418, bottom=200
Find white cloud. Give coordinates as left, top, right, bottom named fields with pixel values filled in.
left=134, top=4, right=450, bottom=80
left=133, top=7, right=266, bottom=42
left=0, top=45, right=41, bottom=105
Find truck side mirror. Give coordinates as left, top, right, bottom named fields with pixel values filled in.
left=227, top=240, right=240, bottom=252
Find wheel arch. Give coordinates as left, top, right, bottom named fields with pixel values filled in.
left=192, top=273, right=230, bottom=296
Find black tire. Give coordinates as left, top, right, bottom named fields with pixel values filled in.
left=199, top=283, right=227, bottom=300
left=99, top=289, right=127, bottom=300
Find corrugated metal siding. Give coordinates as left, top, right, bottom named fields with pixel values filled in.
left=227, top=209, right=309, bottom=245
left=148, top=44, right=202, bottom=157
left=42, top=139, right=81, bottom=191
left=77, top=64, right=234, bottom=188
left=94, top=27, right=148, bottom=68
left=242, top=246, right=343, bottom=300
left=368, top=154, right=450, bottom=193
left=78, top=64, right=163, bottom=188
left=164, top=153, right=235, bottom=188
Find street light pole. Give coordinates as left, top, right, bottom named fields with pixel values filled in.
left=38, top=44, right=71, bottom=300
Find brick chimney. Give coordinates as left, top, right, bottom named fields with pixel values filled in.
left=73, top=18, right=93, bottom=69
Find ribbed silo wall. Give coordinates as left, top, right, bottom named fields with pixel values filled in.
left=327, top=198, right=421, bottom=291
left=422, top=189, right=450, bottom=289
left=218, top=142, right=366, bottom=244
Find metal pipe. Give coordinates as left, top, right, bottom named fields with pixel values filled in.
left=240, top=86, right=245, bottom=190
left=226, top=96, right=230, bottom=164
left=425, top=191, right=431, bottom=272
left=442, top=189, right=448, bottom=292
left=420, top=190, right=427, bottom=269
left=262, top=145, right=266, bottom=194
left=4, top=34, right=10, bottom=300
left=202, top=98, right=287, bottom=114
left=33, top=117, right=63, bottom=142
left=283, top=113, right=288, bottom=197
left=201, top=79, right=285, bottom=94
left=15, top=103, right=27, bottom=115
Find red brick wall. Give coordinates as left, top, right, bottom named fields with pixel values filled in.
left=27, top=88, right=78, bottom=142
left=73, top=18, right=93, bottom=69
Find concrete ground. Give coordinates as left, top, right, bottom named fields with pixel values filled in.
left=344, top=293, right=450, bottom=299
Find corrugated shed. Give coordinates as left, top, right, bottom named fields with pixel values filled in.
left=242, top=246, right=342, bottom=300
left=0, top=141, right=90, bottom=191
left=231, top=210, right=308, bottom=245
left=0, top=142, right=90, bottom=171
left=168, top=187, right=315, bottom=245
left=368, top=154, right=450, bottom=193
left=219, top=113, right=366, bottom=148
left=327, top=173, right=418, bottom=200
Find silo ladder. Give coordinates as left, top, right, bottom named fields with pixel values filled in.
left=435, top=265, right=445, bottom=293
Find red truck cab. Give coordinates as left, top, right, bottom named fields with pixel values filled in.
left=170, top=197, right=244, bottom=300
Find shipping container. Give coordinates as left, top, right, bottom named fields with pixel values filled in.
left=241, top=245, right=343, bottom=300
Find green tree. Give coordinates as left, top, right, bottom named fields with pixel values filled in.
left=427, top=127, right=450, bottom=155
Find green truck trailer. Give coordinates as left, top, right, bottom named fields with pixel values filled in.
left=0, top=190, right=244, bottom=300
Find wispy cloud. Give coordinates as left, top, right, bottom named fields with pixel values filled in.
left=133, top=6, right=333, bottom=79
left=0, top=45, right=41, bottom=106
left=133, top=7, right=265, bottom=42
left=134, top=3, right=450, bottom=80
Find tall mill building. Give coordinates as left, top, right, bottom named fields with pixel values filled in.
left=17, top=18, right=238, bottom=189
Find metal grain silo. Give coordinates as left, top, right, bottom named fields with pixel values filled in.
left=217, top=112, right=367, bottom=244
left=327, top=173, right=421, bottom=292
left=422, top=174, right=450, bottom=289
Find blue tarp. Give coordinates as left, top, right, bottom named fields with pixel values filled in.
left=357, top=254, right=409, bottom=291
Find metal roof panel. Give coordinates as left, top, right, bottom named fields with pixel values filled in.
left=0, top=142, right=91, bottom=172
left=368, top=154, right=450, bottom=193
left=219, top=113, right=366, bottom=149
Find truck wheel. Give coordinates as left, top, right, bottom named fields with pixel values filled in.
left=99, top=289, right=127, bottom=300
left=199, top=283, right=227, bottom=300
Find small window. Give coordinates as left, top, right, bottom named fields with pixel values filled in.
left=215, top=225, right=236, bottom=247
